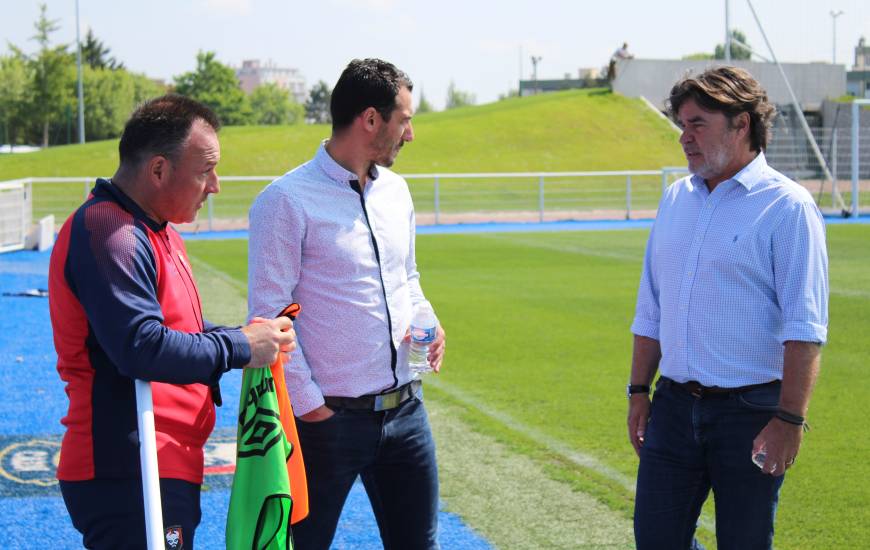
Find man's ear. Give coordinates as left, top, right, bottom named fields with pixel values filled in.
left=734, top=112, right=751, bottom=137
left=146, top=155, right=170, bottom=188
left=360, top=107, right=379, bottom=134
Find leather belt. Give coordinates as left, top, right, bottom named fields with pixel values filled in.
left=324, top=380, right=421, bottom=412
left=661, top=377, right=779, bottom=399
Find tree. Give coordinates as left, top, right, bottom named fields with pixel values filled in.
left=0, top=54, right=32, bottom=147
left=250, top=83, right=304, bottom=125
left=174, top=51, right=252, bottom=126
left=714, top=30, right=752, bottom=60
left=305, top=81, right=331, bottom=124
left=445, top=81, right=475, bottom=110
left=416, top=88, right=433, bottom=114
left=28, top=4, right=74, bottom=147
left=81, top=29, right=123, bottom=70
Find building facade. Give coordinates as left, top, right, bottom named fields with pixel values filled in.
left=236, top=59, right=307, bottom=104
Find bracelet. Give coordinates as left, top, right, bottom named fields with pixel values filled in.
left=776, top=409, right=810, bottom=432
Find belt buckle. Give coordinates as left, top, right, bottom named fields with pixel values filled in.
left=688, top=383, right=703, bottom=398
left=374, top=390, right=401, bottom=411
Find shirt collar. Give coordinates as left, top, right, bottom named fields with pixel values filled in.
left=731, top=151, right=767, bottom=191
left=314, top=141, right=380, bottom=187
left=689, top=151, right=768, bottom=193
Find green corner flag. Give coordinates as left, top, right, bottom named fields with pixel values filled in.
left=226, top=367, right=295, bottom=549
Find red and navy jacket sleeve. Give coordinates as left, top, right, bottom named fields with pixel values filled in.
left=64, top=194, right=250, bottom=384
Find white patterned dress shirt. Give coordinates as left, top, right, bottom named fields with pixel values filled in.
left=631, top=152, right=828, bottom=387
left=248, top=143, right=427, bottom=415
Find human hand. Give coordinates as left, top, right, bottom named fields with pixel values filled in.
left=627, top=395, right=651, bottom=456
left=299, top=405, right=334, bottom=423
left=427, top=325, right=446, bottom=373
left=751, top=417, right=804, bottom=476
left=241, top=316, right=296, bottom=368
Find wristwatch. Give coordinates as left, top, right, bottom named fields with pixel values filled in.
left=626, top=383, right=650, bottom=398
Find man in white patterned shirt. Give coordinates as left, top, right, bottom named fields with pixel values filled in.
left=248, top=58, right=445, bottom=550
left=627, top=67, right=828, bottom=549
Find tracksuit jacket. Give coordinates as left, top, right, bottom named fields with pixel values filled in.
left=49, top=179, right=250, bottom=484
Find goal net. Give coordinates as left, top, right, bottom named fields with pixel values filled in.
left=0, top=179, right=32, bottom=253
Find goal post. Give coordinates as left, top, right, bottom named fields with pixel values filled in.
left=0, top=179, right=32, bottom=254
left=851, top=99, right=870, bottom=219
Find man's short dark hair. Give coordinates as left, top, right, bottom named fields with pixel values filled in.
left=330, top=58, right=413, bottom=132
left=118, top=94, right=221, bottom=168
left=667, top=66, right=776, bottom=152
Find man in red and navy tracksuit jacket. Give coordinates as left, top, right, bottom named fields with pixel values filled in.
left=48, top=95, right=295, bottom=550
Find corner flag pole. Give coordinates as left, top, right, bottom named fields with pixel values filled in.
left=135, top=379, right=164, bottom=550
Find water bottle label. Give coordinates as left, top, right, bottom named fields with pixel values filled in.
left=411, top=325, right=436, bottom=344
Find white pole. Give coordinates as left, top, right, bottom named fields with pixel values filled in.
left=725, top=0, right=731, bottom=63
left=434, top=176, right=440, bottom=225
left=207, top=194, right=214, bottom=232
left=746, top=0, right=846, bottom=213
left=850, top=99, right=870, bottom=217
left=74, top=0, right=85, bottom=144
left=135, top=380, right=164, bottom=550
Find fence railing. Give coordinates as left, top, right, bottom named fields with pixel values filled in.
left=6, top=166, right=868, bottom=233
left=13, top=170, right=690, bottom=231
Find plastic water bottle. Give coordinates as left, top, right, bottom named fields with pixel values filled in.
left=408, top=301, right=437, bottom=375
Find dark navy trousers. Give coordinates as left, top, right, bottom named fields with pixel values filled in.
left=60, top=477, right=201, bottom=550
left=292, top=392, right=439, bottom=550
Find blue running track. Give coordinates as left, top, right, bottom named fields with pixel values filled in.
left=0, top=249, right=491, bottom=549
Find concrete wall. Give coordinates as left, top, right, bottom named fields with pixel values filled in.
left=613, top=59, right=845, bottom=111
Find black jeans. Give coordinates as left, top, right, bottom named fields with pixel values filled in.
left=60, top=477, right=201, bottom=550
left=292, top=392, right=439, bottom=550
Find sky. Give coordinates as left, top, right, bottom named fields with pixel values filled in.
left=2, top=0, right=868, bottom=110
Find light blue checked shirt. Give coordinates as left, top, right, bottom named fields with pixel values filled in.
left=631, top=152, right=828, bottom=387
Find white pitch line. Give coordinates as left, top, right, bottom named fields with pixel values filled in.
left=426, top=376, right=635, bottom=492
left=425, top=376, right=718, bottom=534
left=478, top=233, right=642, bottom=262
left=186, top=253, right=248, bottom=295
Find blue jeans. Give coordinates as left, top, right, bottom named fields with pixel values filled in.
left=292, top=390, right=439, bottom=550
left=634, top=378, right=785, bottom=550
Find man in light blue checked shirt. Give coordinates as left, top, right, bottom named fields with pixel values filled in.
left=628, top=66, right=828, bottom=549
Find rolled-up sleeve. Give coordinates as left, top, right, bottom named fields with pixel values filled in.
left=631, top=222, right=661, bottom=340
left=772, top=201, right=829, bottom=344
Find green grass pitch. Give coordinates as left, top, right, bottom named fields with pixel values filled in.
left=185, top=224, right=869, bottom=549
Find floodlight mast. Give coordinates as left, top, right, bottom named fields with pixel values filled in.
left=531, top=56, right=542, bottom=95
left=830, top=10, right=844, bottom=65
left=725, top=0, right=732, bottom=63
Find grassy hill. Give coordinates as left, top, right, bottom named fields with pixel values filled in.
left=0, top=90, right=684, bottom=179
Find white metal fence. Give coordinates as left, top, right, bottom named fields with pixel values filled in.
left=8, top=170, right=691, bottom=232
left=5, top=164, right=869, bottom=235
